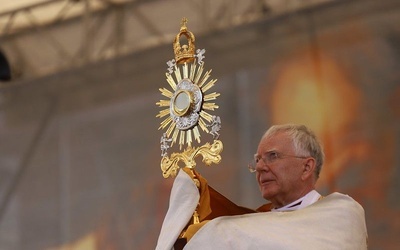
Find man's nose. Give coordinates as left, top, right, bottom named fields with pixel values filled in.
left=255, top=160, right=269, bottom=172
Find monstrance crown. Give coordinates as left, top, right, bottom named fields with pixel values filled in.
left=173, top=17, right=196, bottom=64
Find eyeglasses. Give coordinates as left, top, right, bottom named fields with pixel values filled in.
left=248, top=150, right=309, bottom=173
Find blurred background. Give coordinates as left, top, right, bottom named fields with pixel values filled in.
left=0, top=0, right=399, bottom=249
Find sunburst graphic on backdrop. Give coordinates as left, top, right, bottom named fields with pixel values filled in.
left=156, top=56, right=220, bottom=149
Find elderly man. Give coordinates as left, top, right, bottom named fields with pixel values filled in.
left=157, top=124, right=367, bottom=250
left=249, top=124, right=324, bottom=212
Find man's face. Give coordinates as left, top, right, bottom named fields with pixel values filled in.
left=255, top=132, right=306, bottom=206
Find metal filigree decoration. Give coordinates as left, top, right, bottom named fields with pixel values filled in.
left=156, top=18, right=223, bottom=178
left=160, top=140, right=223, bottom=178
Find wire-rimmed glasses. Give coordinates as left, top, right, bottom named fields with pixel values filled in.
left=247, top=150, right=309, bottom=173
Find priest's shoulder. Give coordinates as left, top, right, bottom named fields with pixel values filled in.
left=322, top=192, right=365, bottom=212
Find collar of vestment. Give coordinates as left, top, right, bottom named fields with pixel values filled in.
left=271, top=190, right=321, bottom=212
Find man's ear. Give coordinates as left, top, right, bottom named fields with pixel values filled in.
left=301, top=158, right=316, bottom=181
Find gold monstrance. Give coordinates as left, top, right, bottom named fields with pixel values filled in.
left=156, top=18, right=223, bottom=179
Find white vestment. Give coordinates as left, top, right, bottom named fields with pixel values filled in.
left=156, top=170, right=368, bottom=250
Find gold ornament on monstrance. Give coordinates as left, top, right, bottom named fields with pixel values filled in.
left=156, top=18, right=223, bottom=179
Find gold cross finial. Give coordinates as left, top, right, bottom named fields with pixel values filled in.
left=181, top=17, right=188, bottom=29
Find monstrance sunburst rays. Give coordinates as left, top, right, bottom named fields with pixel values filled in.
left=156, top=60, right=220, bottom=149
